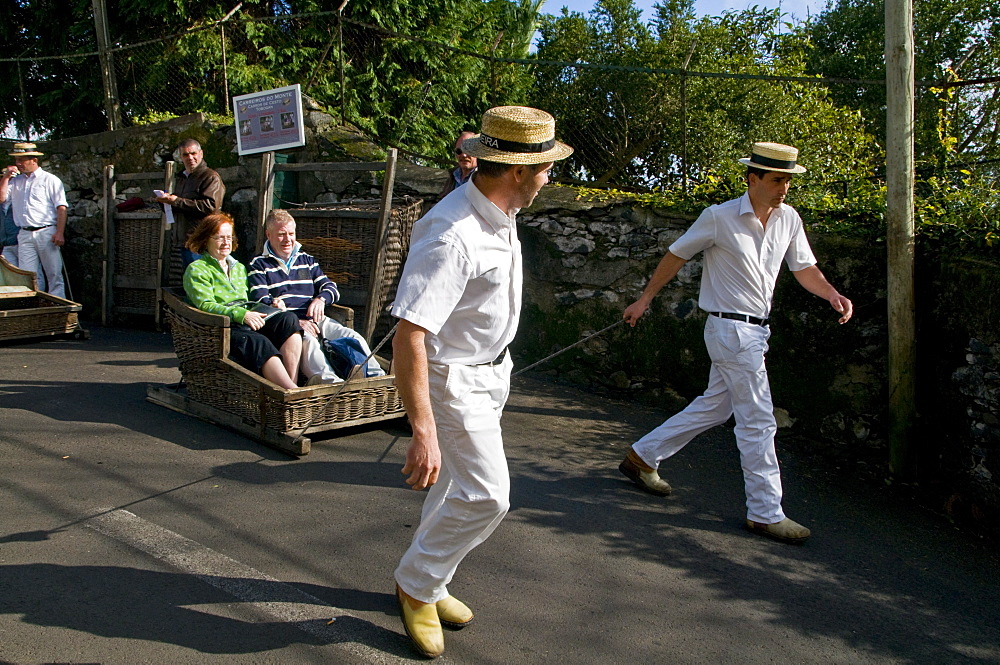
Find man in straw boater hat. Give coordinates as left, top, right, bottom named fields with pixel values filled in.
left=390, top=106, right=572, bottom=658
left=619, top=142, right=853, bottom=545
left=0, top=142, right=68, bottom=298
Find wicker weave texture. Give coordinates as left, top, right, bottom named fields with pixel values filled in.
left=294, top=205, right=380, bottom=289
left=0, top=296, right=79, bottom=339
left=372, top=199, right=420, bottom=342
left=114, top=217, right=161, bottom=276
left=114, top=287, right=157, bottom=311
left=164, top=301, right=404, bottom=435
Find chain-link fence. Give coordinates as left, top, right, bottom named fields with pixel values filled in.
left=4, top=10, right=999, bottom=194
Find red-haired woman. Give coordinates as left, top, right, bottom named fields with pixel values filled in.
left=182, top=212, right=302, bottom=389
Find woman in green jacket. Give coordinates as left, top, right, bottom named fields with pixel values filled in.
left=183, top=212, right=302, bottom=389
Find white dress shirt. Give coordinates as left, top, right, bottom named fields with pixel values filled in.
left=670, top=192, right=816, bottom=319
left=392, top=179, right=522, bottom=365
left=8, top=167, right=67, bottom=229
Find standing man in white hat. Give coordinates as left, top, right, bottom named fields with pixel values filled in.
left=618, top=142, right=853, bottom=545
left=391, top=106, right=572, bottom=658
left=0, top=142, right=68, bottom=298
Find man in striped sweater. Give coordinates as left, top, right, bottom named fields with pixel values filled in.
left=248, top=209, right=385, bottom=384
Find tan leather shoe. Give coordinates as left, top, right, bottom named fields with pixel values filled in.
left=745, top=517, right=811, bottom=544
left=396, top=585, right=444, bottom=658
left=437, top=595, right=474, bottom=630
left=619, top=452, right=672, bottom=496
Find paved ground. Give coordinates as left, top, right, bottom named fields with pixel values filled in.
left=1, top=325, right=999, bottom=665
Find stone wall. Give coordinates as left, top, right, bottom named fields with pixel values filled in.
left=18, top=115, right=1000, bottom=527
left=514, top=190, right=998, bottom=529
left=36, top=105, right=394, bottom=316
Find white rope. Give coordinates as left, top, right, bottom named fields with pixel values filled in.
left=512, top=318, right=626, bottom=377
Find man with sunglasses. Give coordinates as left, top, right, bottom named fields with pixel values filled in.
left=439, top=131, right=478, bottom=197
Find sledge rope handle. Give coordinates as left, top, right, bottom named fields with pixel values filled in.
left=511, top=318, right=626, bottom=377
left=291, top=316, right=625, bottom=444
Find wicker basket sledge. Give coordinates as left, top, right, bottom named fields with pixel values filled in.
left=0, top=256, right=84, bottom=343
left=147, top=289, right=405, bottom=455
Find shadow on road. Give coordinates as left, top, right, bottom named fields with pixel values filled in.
left=0, top=562, right=411, bottom=659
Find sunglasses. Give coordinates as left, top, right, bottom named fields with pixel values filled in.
left=454, top=148, right=467, bottom=156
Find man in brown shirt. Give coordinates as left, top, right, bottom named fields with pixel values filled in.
left=155, top=138, right=225, bottom=266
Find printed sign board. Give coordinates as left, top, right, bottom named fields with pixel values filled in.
left=233, top=84, right=306, bottom=156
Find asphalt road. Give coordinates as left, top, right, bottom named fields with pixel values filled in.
left=1, top=326, right=998, bottom=664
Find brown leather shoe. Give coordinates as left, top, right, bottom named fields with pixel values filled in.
left=396, top=585, right=444, bottom=658
left=619, top=452, right=672, bottom=496
left=745, top=517, right=811, bottom=544
left=436, top=595, right=474, bottom=630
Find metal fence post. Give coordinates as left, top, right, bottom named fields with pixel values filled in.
left=680, top=41, right=697, bottom=193
left=92, top=0, right=122, bottom=130
left=219, top=4, right=243, bottom=116
left=338, top=1, right=349, bottom=126
left=16, top=58, right=30, bottom=138
left=221, top=24, right=230, bottom=115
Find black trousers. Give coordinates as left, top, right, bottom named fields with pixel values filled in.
left=228, top=310, right=300, bottom=374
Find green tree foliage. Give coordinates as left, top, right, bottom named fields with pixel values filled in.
left=1, top=0, right=107, bottom=138
left=533, top=0, right=880, bottom=194
left=807, top=0, right=1000, bottom=167
left=808, top=0, right=1000, bottom=251
left=1, top=0, right=293, bottom=138
left=2, top=0, right=545, bottom=155
left=322, top=0, right=544, bottom=162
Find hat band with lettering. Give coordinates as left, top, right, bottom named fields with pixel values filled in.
left=478, top=134, right=556, bottom=154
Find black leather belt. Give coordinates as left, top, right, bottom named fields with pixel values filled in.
left=479, top=348, right=508, bottom=366
left=711, top=312, right=769, bottom=327
left=21, top=225, right=53, bottom=231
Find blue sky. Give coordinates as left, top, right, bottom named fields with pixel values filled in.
left=542, top=0, right=826, bottom=22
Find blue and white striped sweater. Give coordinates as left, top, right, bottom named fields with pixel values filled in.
left=247, top=241, right=339, bottom=317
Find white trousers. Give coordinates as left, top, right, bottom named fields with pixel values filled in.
left=17, top=226, right=63, bottom=299
left=632, top=315, right=785, bottom=524
left=1, top=245, right=19, bottom=267
left=300, top=318, right=386, bottom=381
left=395, top=355, right=512, bottom=603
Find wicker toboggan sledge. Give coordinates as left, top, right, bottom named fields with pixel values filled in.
left=0, top=256, right=85, bottom=343
left=147, top=289, right=404, bottom=455
left=146, top=150, right=418, bottom=455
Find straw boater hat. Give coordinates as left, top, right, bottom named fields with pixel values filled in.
left=462, top=106, right=573, bottom=165
left=8, top=142, right=44, bottom=157
left=738, top=142, right=806, bottom=174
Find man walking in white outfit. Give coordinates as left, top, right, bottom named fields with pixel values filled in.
left=619, top=142, right=853, bottom=545
left=390, top=106, right=572, bottom=658
left=0, top=142, right=68, bottom=298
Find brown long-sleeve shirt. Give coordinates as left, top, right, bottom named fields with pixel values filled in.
left=171, top=161, right=225, bottom=244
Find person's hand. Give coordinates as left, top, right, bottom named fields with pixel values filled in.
left=401, top=433, right=441, bottom=491
left=154, top=193, right=177, bottom=205
left=299, top=318, right=320, bottom=337
left=2, top=165, right=18, bottom=178
left=243, top=311, right=265, bottom=330
left=272, top=297, right=287, bottom=311
left=51, top=230, right=65, bottom=247
left=830, top=295, right=853, bottom=324
left=306, top=297, right=326, bottom=323
left=623, top=300, right=649, bottom=327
